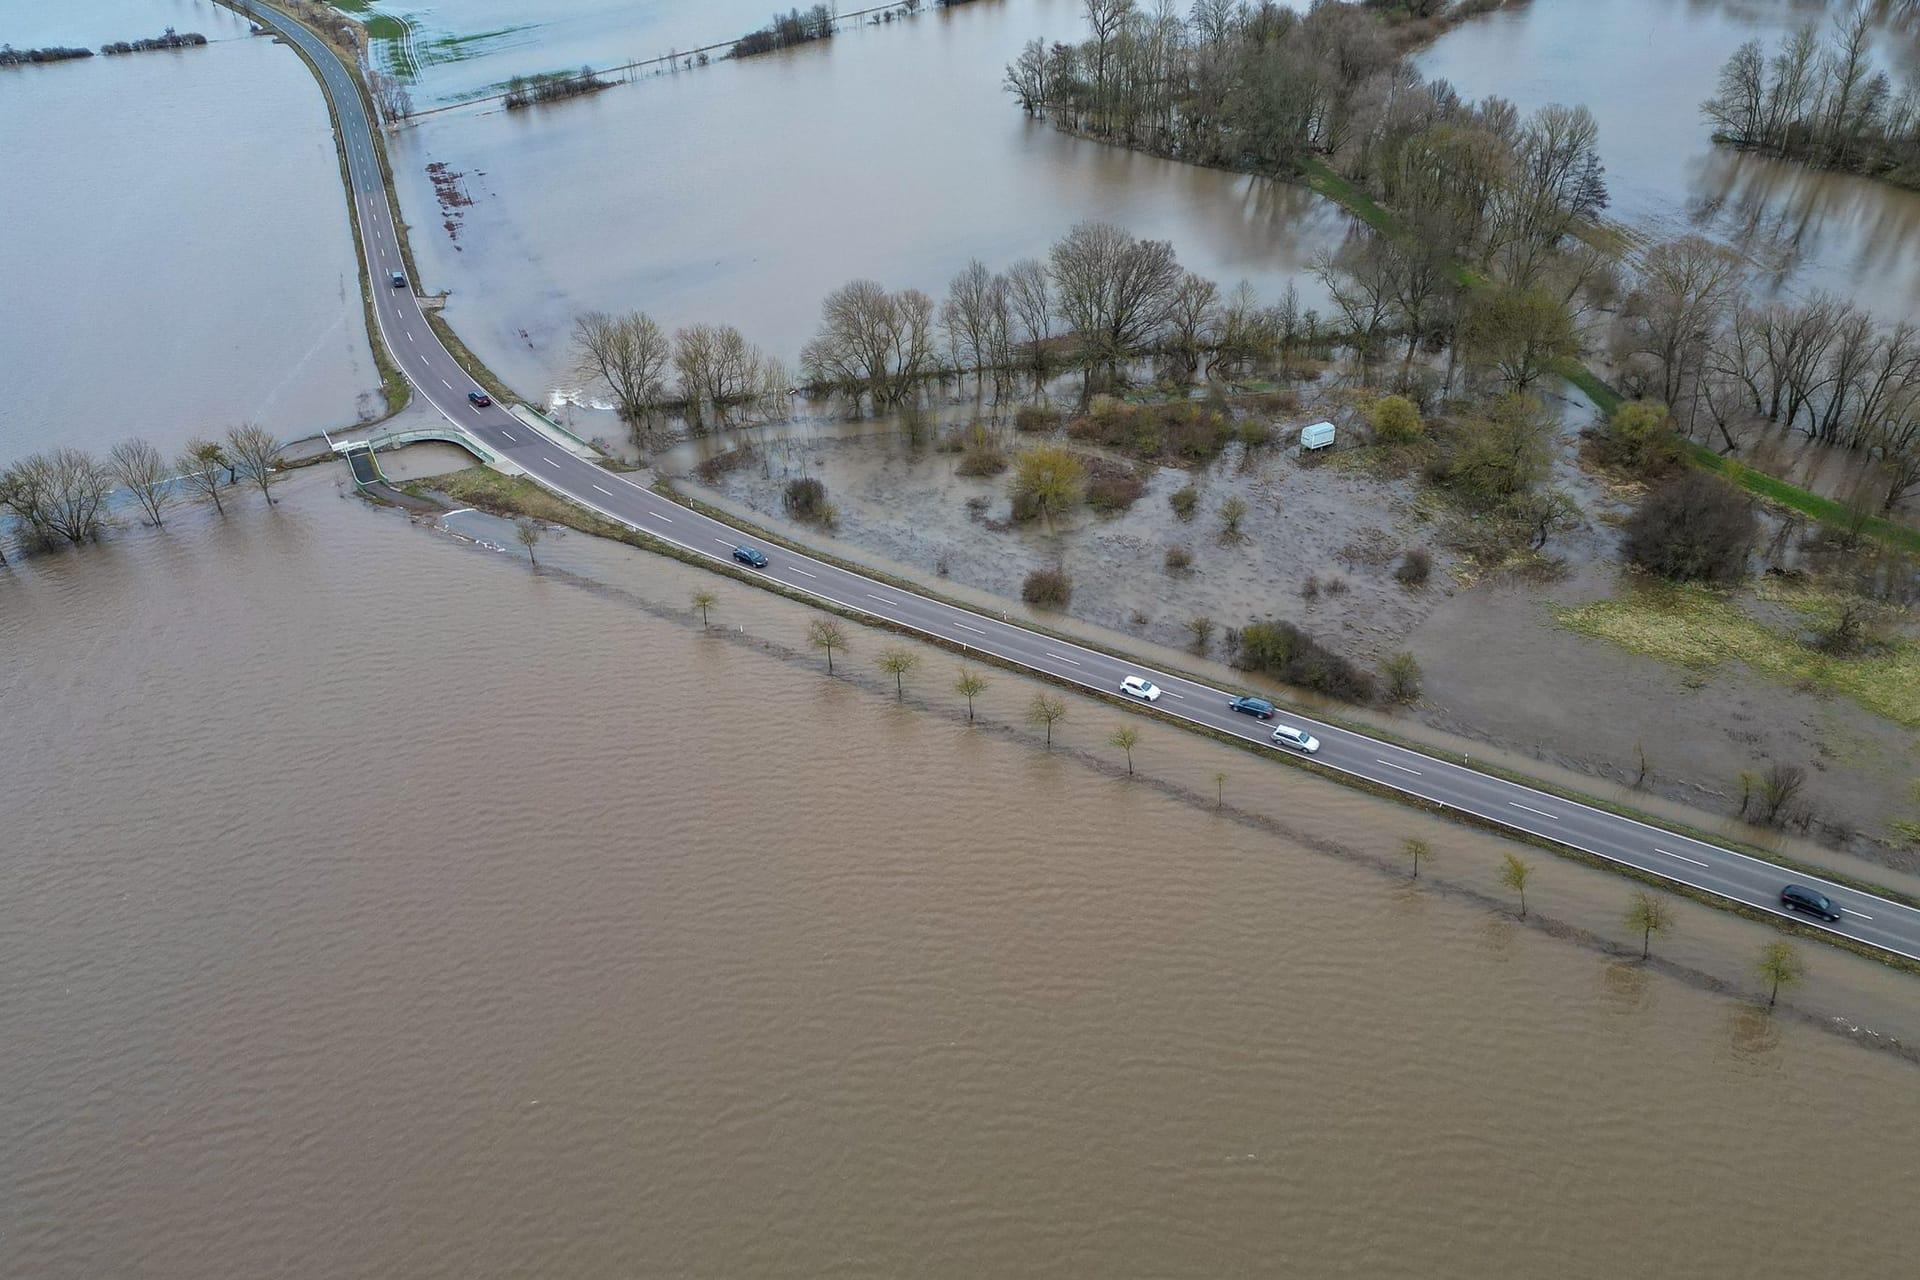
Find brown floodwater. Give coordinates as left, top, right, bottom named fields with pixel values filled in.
left=4, top=469, right=1920, bottom=1277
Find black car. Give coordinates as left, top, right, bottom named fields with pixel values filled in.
left=390, top=270, right=408, bottom=288
left=1779, top=884, right=1843, bottom=923
left=732, top=546, right=769, bottom=568
left=1228, top=696, right=1275, bottom=720
left=467, top=390, right=492, bottom=408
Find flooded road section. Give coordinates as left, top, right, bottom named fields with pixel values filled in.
left=389, top=0, right=1348, bottom=397
left=3, top=472, right=1918, bottom=1277
left=0, top=0, right=379, bottom=465
left=1419, top=0, right=1920, bottom=322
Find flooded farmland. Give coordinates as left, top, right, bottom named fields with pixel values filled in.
left=3, top=472, right=1920, bottom=1277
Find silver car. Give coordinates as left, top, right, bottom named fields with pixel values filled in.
left=1270, top=724, right=1320, bottom=754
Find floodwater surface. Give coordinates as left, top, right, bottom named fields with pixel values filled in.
left=385, top=0, right=1349, bottom=399
left=1419, top=0, right=1920, bottom=321
left=3, top=472, right=1919, bottom=1277
left=0, top=0, right=379, bottom=465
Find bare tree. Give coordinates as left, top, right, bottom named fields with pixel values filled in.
left=573, top=310, right=671, bottom=423
left=808, top=617, right=849, bottom=673
left=1006, top=257, right=1055, bottom=367
left=368, top=67, right=413, bottom=121
left=1625, top=891, right=1674, bottom=960
left=876, top=647, right=919, bottom=699
left=691, top=589, right=717, bottom=629
left=226, top=424, right=284, bottom=504
left=1109, top=725, right=1140, bottom=774
left=1403, top=836, right=1432, bottom=880
left=955, top=667, right=988, bottom=720
left=1027, top=692, right=1067, bottom=746
left=673, top=322, right=767, bottom=427
left=0, top=449, right=114, bottom=545
left=1164, top=271, right=1220, bottom=378
left=800, top=280, right=938, bottom=403
left=109, top=438, right=173, bottom=527
left=1049, top=221, right=1182, bottom=365
left=1757, top=941, right=1804, bottom=1008
left=1500, top=853, right=1533, bottom=918
left=176, top=439, right=230, bottom=516
left=515, top=520, right=542, bottom=565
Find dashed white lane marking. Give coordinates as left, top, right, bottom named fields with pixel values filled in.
left=866, top=594, right=898, bottom=606
left=541, top=456, right=561, bottom=470
left=786, top=566, right=816, bottom=579
left=592, top=484, right=613, bottom=496
left=1654, top=847, right=1709, bottom=868
left=438, top=377, right=452, bottom=389
left=499, top=430, right=516, bottom=443
left=644, top=511, right=672, bottom=523
left=1843, top=908, right=1875, bottom=921
left=1509, top=801, right=1558, bottom=821
left=1044, top=652, right=1082, bottom=667
left=406, top=331, right=415, bottom=343
left=1161, top=689, right=1185, bottom=699
left=1377, top=759, right=1422, bottom=776
left=953, top=622, right=987, bottom=636
left=714, top=538, right=735, bottom=548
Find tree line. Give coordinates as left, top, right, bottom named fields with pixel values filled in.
left=731, top=6, right=836, bottom=59
left=574, top=219, right=1351, bottom=425
left=1702, top=3, right=1920, bottom=190
left=0, top=426, right=284, bottom=561
left=1611, top=234, right=1920, bottom=514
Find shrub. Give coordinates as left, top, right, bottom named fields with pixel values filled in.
left=693, top=444, right=754, bottom=482
left=954, top=423, right=1008, bottom=476
left=783, top=476, right=830, bottom=520
left=1234, top=620, right=1376, bottom=702
left=1009, top=444, right=1087, bottom=523
left=1084, top=457, right=1148, bottom=514
left=1446, top=393, right=1553, bottom=505
left=1015, top=404, right=1063, bottom=433
left=1594, top=400, right=1685, bottom=476
left=1169, top=485, right=1199, bottom=521
left=1219, top=496, right=1249, bottom=539
left=1623, top=472, right=1757, bottom=584
left=1165, top=544, right=1194, bottom=572
left=1187, top=615, right=1217, bottom=650
left=1395, top=547, right=1432, bottom=586
left=1324, top=575, right=1349, bottom=595
left=1238, top=419, right=1275, bottom=448
left=1382, top=651, right=1423, bottom=703
left=1301, top=573, right=1320, bottom=600
left=1368, top=394, right=1424, bottom=443
left=1022, top=567, right=1073, bottom=608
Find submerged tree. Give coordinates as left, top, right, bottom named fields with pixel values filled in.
left=109, top=438, right=173, bottom=528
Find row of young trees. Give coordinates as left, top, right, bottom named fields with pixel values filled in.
left=0, top=426, right=282, bottom=561
left=1702, top=3, right=1920, bottom=187
left=1611, top=235, right=1920, bottom=512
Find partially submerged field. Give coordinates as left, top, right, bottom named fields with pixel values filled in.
left=673, top=384, right=1920, bottom=871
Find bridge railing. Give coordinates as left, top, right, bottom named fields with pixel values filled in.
left=365, top=428, right=496, bottom=465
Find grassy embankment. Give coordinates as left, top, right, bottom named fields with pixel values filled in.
left=1298, top=160, right=1920, bottom=555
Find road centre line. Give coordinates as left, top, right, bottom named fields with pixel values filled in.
left=1844, top=908, right=1875, bottom=921
left=866, top=594, right=898, bottom=606
left=1045, top=652, right=1082, bottom=666
left=1161, top=689, right=1185, bottom=699
left=439, top=377, right=452, bottom=389
left=1509, top=801, right=1559, bottom=821
left=1654, top=847, right=1710, bottom=868
left=953, top=622, right=987, bottom=636
left=648, top=511, right=672, bottom=523
left=1377, top=759, right=1422, bottom=776
left=592, top=484, right=613, bottom=496
left=541, top=456, right=560, bottom=470
left=499, top=430, right=516, bottom=442
left=786, top=566, right=816, bottom=578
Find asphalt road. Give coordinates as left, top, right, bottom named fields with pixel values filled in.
left=265, top=4, right=1920, bottom=965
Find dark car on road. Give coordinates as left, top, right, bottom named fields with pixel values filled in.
left=467, top=390, right=492, bottom=408
left=732, top=546, right=769, bottom=568
left=1228, top=696, right=1275, bottom=720
left=1779, top=884, right=1843, bottom=922
left=390, top=270, right=408, bottom=288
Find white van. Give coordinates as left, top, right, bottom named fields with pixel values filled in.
left=1299, top=421, right=1335, bottom=451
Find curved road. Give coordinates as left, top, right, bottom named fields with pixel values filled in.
left=263, top=4, right=1920, bottom=965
